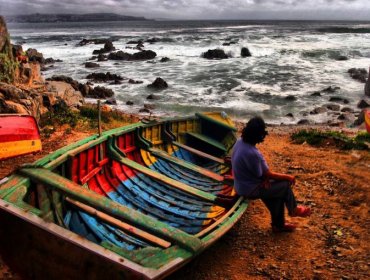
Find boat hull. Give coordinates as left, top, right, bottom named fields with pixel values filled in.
left=0, top=114, right=42, bottom=160
left=0, top=112, right=247, bottom=279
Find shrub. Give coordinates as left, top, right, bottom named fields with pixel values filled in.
left=291, top=130, right=369, bottom=150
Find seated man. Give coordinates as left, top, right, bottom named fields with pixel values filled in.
left=231, top=116, right=311, bottom=233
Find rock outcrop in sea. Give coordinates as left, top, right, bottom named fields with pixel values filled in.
left=202, top=49, right=229, bottom=59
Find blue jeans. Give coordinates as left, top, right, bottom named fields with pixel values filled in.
left=248, top=180, right=297, bottom=228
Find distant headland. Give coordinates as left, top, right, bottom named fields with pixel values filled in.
left=4, top=13, right=150, bottom=23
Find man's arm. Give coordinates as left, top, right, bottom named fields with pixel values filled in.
left=263, top=169, right=295, bottom=185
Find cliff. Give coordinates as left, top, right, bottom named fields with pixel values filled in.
left=0, top=16, right=16, bottom=83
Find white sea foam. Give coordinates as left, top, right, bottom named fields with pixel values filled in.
left=8, top=20, right=370, bottom=123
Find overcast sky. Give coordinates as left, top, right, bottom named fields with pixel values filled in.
left=0, top=0, right=369, bottom=20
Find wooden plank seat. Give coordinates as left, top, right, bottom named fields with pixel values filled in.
left=186, top=132, right=227, bottom=152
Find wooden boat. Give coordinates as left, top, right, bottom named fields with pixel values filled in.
left=365, top=109, right=370, bottom=133
left=0, top=112, right=247, bottom=280
left=0, top=114, right=42, bottom=160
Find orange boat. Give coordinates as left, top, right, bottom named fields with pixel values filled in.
left=0, top=114, right=42, bottom=160
left=365, top=109, right=370, bottom=133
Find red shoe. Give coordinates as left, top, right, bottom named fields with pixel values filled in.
left=290, top=205, right=311, bottom=217
left=272, top=223, right=297, bottom=233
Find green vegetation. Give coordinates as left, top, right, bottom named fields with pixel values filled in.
left=39, top=102, right=132, bottom=137
left=40, top=101, right=79, bottom=128
left=291, top=129, right=369, bottom=150
left=0, top=48, right=17, bottom=83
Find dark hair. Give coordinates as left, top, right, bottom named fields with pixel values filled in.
left=242, top=116, right=268, bottom=145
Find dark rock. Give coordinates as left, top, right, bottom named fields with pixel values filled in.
left=297, top=119, right=310, bottom=125
left=310, top=107, right=328, bottom=114
left=105, top=97, right=117, bottom=105
left=322, top=86, right=340, bottom=93
left=132, top=50, right=156, bottom=60
left=79, top=83, right=91, bottom=96
left=77, top=38, right=111, bottom=46
left=85, top=62, right=100, bottom=68
left=222, top=43, right=231, bottom=46
left=285, top=113, right=294, bottom=118
left=127, top=40, right=143, bottom=45
left=26, top=48, right=44, bottom=63
left=348, top=68, right=367, bottom=83
left=329, top=97, right=349, bottom=104
left=336, top=56, right=348, bottom=61
left=44, top=57, right=63, bottom=64
left=109, top=80, right=122, bottom=85
left=139, top=108, right=150, bottom=113
left=144, top=104, right=155, bottom=110
left=353, top=110, right=365, bottom=126
left=147, top=77, right=168, bottom=90
left=285, top=95, right=297, bottom=101
left=97, top=54, right=108, bottom=61
left=160, top=57, right=170, bottom=62
left=136, top=42, right=144, bottom=49
left=103, top=41, right=115, bottom=52
left=126, top=100, right=134, bottom=105
left=341, top=107, right=354, bottom=113
left=108, top=50, right=157, bottom=61
left=202, top=49, right=229, bottom=59
left=337, top=113, right=352, bottom=121
left=241, top=47, right=252, bottom=57
left=128, top=79, right=143, bottom=84
left=93, top=41, right=116, bottom=54
left=146, top=94, right=159, bottom=100
left=365, top=68, right=370, bottom=96
left=12, top=44, right=23, bottom=58
left=108, top=51, right=131, bottom=60
left=46, top=75, right=79, bottom=90
left=88, top=56, right=97, bottom=60
left=325, top=104, right=341, bottom=111
left=87, top=86, right=114, bottom=99
left=311, top=91, right=321, bottom=97
left=86, top=72, right=123, bottom=82
left=146, top=38, right=159, bottom=44
left=357, top=99, right=370, bottom=109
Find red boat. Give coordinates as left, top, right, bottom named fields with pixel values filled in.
left=0, top=114, right=42, bottom=160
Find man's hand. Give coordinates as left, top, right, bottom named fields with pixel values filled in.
left=261, top=179, right=271, bottom=189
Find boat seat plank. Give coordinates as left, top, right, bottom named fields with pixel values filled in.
left=111, top=155, right=217, bottom=203
left=148, top=148, right=224, bottom=182
left=172, top=141, right=225, bottom=164
left=186, top=132, right=227, bottom=152
left=66, top=197, right=171, bottom=248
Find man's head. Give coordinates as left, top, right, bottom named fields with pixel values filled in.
left=241, top=116, right=268, bottom=145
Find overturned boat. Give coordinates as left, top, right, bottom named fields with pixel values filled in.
left=0, top=112, right=247, bottom=279
left=0, top=114, right=42, bottom=160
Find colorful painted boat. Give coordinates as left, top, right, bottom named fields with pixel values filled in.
left=0, top=114, right=42, bottom=160
left=365, top=109, right=370, bottom=133
left=0, top=112, right=247, bottom=280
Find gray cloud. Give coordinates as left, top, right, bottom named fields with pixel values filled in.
left=0, top=0, right=369, bottom=20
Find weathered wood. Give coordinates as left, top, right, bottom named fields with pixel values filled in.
left=66, top=197, right=172, bottom=248
left=172, top=141, right=226, bottom=164
left=148, top=147, right=224, bottom=181
left=186, top=132, right=227, bottom=152
left=109, top=151, right=218, bottom=203
left=17, top=167, right=202, bottom=253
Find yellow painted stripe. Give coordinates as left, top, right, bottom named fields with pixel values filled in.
left=206, top=205, right=226, bottom=219
left=0, top=139, right=42, bottom=160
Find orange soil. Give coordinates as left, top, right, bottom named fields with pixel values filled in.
left=0, top=125, right=369, bottom=279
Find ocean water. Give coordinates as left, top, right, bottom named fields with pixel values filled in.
left=7, top=20, right=370, bottom=123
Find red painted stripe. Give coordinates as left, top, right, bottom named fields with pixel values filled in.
left=0, top=116, right=40, bottom=143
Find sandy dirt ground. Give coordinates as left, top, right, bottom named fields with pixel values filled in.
left=0, top=124, right=369, bottom=280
